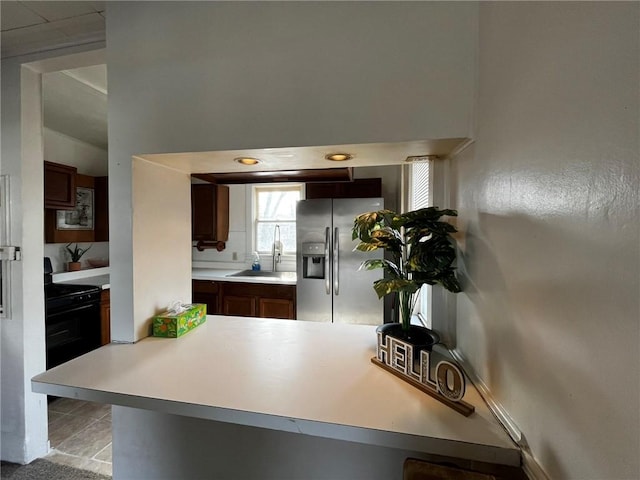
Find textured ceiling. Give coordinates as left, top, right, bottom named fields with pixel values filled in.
left=43, top=65, right=108, bottom=150
left=1, top=1, right=105, bottom=58
left=2, top=1, right=108, bottom=150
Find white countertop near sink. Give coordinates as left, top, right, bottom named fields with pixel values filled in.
left=192, top=267, right=297, bottom=285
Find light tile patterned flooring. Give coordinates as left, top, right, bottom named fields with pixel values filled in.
left=45, top=397, right=112, bottom=477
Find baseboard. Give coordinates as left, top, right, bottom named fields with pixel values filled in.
left=521, top=449, right=551, bottom=480
left=449, top=349, right=550, bottom=480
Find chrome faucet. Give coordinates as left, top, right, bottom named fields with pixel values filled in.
left=272, top=224, right=282, bottom=272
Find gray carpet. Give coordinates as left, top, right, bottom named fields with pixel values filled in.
left=1, top=459, right=110, bottom=480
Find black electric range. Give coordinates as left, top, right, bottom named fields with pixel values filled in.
left=44, top=257, right=101, bottom=369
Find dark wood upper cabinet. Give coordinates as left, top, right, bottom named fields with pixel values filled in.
left=191, top=184, right=229, bottom=242
left=44, top=172, right=109, bottom=244
left=305, top=178, right=382, bottom=199
left=192, top=168, right=353, bottom=185
left=44, top=161, right=77, bottom=209
left=44, top=174, right=95, bottom=243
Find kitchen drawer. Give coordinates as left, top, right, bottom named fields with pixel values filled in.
left=192, top=279, right=219, bottom=294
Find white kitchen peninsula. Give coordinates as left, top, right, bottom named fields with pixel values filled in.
left=32, top=316, right=519, bottom=479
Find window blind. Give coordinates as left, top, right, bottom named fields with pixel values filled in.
left=410, top=161, right=430, bottom=210
left=408, top=160, right=432, bottom=327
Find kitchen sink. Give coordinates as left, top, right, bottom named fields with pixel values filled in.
left=226, top=270, right=283, bottom=278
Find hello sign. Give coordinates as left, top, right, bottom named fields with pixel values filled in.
left=372, top=331, right=475, bottom=416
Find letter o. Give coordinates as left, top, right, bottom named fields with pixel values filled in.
left=435, top=361, right=465, bottom=402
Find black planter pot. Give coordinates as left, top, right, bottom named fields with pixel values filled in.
left=376, top=323, right=440, bottom=359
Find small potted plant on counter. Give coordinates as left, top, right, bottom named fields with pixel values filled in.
left=352, top=207, right=461, bottom=349
left=65, top=242, right=92, bottom=271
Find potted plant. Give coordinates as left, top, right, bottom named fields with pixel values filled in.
left=65, top=243, right=92, bottom=271
left=352, top=207, right=461, bottom=351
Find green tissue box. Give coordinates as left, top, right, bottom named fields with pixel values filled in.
left=153, top=303, right=206, bottom=338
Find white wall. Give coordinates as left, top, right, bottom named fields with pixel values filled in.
left=0, top=61, right=49, bottom=465
left=354, top=166, right=401, bottom=214
left=454, top=3, right=639, bottom=479
left=43, top=127, right=109, bottom=271
left=44, top=242, right=109, bottom=273
left=107, top=2, right=477, bottom=341
left=0, top=46, right=105, bottom=464
left=43, top=128, right=107, bottom=176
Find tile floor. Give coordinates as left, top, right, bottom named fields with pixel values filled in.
left=45, top=397, right=112, bottom=477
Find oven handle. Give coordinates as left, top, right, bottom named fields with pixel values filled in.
left=47, top=302, right=99, bottom=321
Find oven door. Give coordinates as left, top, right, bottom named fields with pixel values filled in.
left=46, top=302, right=101, bottom=369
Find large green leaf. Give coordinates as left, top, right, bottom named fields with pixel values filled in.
left=359, top=258, right=401, bottom=278
left=354, top=241, right=384, bottom=252
left=352, top=211, right=404, bottom=254
left=405, top=223, right=457, bottom=242
left=440, top=272, right=462, bottom=293
left=352, top=210, right=397, bottom=241
left=353, top=206, right=462, bottom=296
left=407, top=236, right=456, bottom=272
left=369, top=229, right=403, bottom=253
left=372, top=278, right=419, bottom=299
left=400, top=207, right=457, bottom=226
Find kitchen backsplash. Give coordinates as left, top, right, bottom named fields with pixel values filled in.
left=44, top=241, right=109, bottom=273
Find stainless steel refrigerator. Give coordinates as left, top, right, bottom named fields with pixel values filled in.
left=296, top=198, right=384, bottom=325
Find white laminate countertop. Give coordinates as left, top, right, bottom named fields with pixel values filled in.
left=56, top=274, right=110, bottom=290
left=32, top=316, right=519, bottom=465
left=50, top=268, right=296, bottom=291
left=192, top=268, right=297, bottom=285
left=53, top=269, right=110, bottom=290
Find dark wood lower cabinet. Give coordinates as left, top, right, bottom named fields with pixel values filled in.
left=100, top=289, right=110, bottom=346
left=192, top=279, right=296, bottom=320
left=259, top=297, right=294, bottom=320
left=192, top=280, right=220, bottom=315
left=223, top=295, right=258, bottom=317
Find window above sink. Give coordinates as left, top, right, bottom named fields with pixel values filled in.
left=252, top=184, right=303, bottom=256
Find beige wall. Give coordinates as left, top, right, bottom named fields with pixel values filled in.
left=454, top=3, right=639, bottom=478
left=107, top=2, right=477, bottom=341
left=132, top=158, right=191, bottom=340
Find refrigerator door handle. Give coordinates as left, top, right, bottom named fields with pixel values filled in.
left=333, top=227, right=339, bottom=295
left=325, top=227, right=331, bottom=295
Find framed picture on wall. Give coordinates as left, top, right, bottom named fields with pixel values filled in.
left=56, top=187, right=94, bottom=230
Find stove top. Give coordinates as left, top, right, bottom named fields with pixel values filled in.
left=44, top=257, right=101, bottom=312
left=45, top=282, right=101, bottom=315
left=45, top=282, right=100, bottom=299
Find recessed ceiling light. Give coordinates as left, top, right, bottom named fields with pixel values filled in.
left=325, top=153, right=353, bottom=162
left=234, top=157, right=261, bottom=165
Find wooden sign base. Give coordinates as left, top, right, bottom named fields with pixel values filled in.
left=372, top=357, right=475, bottom=417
